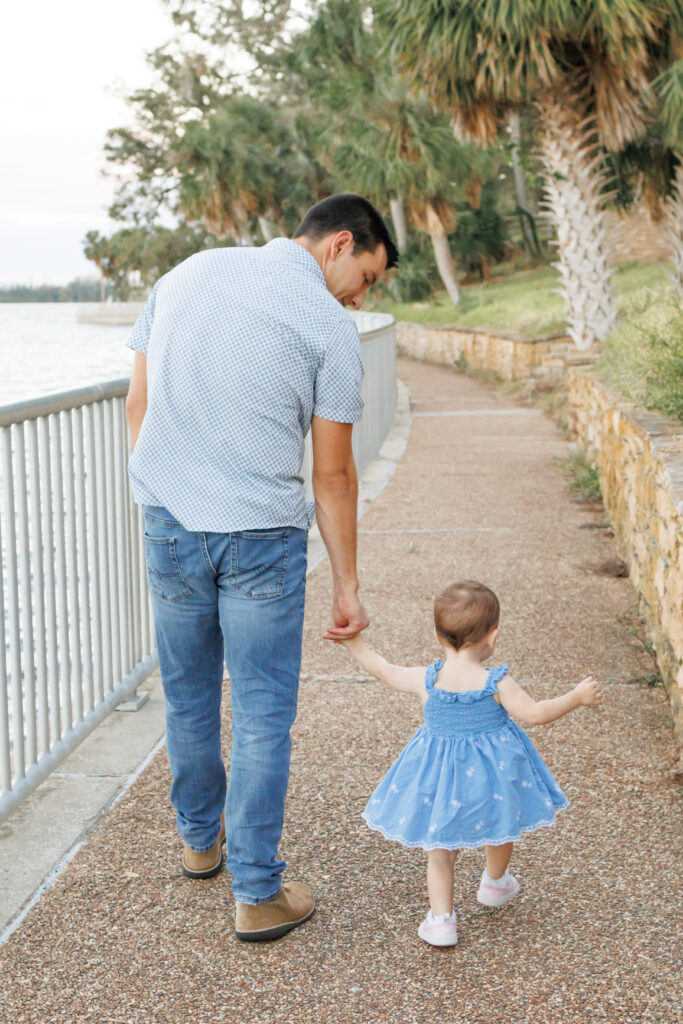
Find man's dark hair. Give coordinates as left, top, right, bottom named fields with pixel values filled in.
left=293, top=194, right=399, bottom=269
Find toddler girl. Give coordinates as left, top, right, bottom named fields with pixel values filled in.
left=342, top=580, right=602, bottom=947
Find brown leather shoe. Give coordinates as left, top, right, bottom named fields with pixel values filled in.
left=181, top=816, right=226, bottom=879
left=235, top=882, right=315, bottom=942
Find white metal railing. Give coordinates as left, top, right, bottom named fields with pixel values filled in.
left=0, top=311, right=395, bottom=822
left=301, top=311, right=396, bottom=490
left=0, top=383, right=157, bottom=823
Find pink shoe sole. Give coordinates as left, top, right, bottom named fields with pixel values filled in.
left=477, top=876, right=520, bottom=908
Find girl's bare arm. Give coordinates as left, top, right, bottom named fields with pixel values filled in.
left=342, top=635, right=425, bottom=694
left=497, top=674, right=602, bottom=725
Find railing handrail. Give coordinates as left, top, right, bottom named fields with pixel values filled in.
left=0, top=380, right=131, bottom=428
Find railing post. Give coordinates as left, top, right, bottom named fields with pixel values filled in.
left=2, top=427, right=24, bottom=783
left=0, top=502, right=12, bottom=791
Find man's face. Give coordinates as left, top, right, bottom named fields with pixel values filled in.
left=321, top=230, right=388, bottom=309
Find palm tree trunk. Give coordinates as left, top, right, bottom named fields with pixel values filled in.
left=663, top=158, right=683, bottom=294
left=258, top=214, right=277, bottom=242
left=537, top=88, right=616, bottom=350
left=389, top=197, right=408, bottom=251
left=232, top=200, right=254, bottom=246
left=508, top=111, right=539, bottom=256
left=508, top=112, right=535, bottom=214
left=425, top=202, right=460, bottom=305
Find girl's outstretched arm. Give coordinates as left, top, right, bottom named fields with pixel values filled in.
left=342, top=635, right=425, bottom=694
left=496, top=674, right=602, bottom=725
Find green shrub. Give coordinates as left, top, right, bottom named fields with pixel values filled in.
left=597, top=290, right=683, bottom=423
left=382, top=237, right=440, bottom=302
left=640, top=311, right=683, bottom=421
left=449, top=181, right=508, bottom=279
left=555, top=452, right=602, bottom=502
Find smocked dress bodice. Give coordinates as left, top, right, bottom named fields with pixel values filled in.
left=423, top=660, right=510, bottom=737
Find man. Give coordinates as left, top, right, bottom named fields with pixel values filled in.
left=125, top=193, right=398, bottom=942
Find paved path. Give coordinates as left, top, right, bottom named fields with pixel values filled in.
left=2, top=359, right=680, bottom=1024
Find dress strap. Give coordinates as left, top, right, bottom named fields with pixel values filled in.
left=486, top=663, right=509, bottom=693
left=424, top=660, right=443, bottom=691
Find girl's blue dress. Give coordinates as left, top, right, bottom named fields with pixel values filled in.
left=362, top=661, right=568, bottom=850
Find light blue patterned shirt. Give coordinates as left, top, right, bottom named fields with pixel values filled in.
left=126, top=239, right=364, bottom=532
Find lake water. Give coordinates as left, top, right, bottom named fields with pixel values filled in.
left=0, top=304, right=135, bottom=406
left=0, top=305, right=138, bottom=768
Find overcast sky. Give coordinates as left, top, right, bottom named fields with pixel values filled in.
left=0, top=0, right=173, bottom=284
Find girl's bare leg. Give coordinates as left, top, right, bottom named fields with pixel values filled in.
left=485, top=842, right=514, bottom=879
left=427, top=849, right=458, bottom=915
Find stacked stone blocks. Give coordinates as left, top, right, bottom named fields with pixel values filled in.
left=395, top=322, right=597, bottom=382
left=568, top=371, right=683, bottom=750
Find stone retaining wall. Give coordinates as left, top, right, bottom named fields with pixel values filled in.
left=568, top=369, right=683, bottom=749
left=396, top=321, right=598, bottom=383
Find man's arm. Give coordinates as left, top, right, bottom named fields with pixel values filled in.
left=125, top=352, right=148, bottom=449
left=311, top=415, right=369, bottom=640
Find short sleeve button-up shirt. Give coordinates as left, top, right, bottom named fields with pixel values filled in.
left=126, top=238, right=364, bottom=532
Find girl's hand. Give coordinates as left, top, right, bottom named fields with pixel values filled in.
left=341, top=634, right=364, bottom=650
left=574, top=676, right=602, bottom=707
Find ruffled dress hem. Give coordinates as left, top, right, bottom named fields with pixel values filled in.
left=361, top=797, right=569, bottom=851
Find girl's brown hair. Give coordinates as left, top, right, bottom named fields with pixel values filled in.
left=434, top=581, right=500, bottom=651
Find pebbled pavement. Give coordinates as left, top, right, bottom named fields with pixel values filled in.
left=2, top=358, right=681, bottom=1024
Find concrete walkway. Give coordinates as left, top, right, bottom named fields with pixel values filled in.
left=2, top=358, right=680, bottom=1024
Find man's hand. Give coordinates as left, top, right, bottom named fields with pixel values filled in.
left=323, top=586, right=369, bottom=641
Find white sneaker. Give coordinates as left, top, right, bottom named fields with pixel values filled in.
left=417, top=910, right=458, bottom=947
left=477, top=869, right=520, bottom=908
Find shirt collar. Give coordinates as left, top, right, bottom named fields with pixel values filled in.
left=265, top=238, right=327, bottom=289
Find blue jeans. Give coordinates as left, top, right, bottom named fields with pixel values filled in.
left=142, top=505, right=307, bottom=904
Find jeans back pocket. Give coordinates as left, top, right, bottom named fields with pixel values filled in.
left=144, top=535, right=192, bottom=602
left=230, top=529, right=289, bottom=599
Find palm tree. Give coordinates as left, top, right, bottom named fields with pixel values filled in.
left=332, top=96, right=481, bottom=304
left=376, top=0, right=683, bottom=348
left=173, top=94, right=311, bottom=244
left=280, top=0, right=496, bottom=304
left=656, top=59, right=683, bottom=291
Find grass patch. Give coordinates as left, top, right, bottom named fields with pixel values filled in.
left=596, top=283, right=683, bottom=423
left=373, top=264, right=566, bottom=337
left=371, top=259, right=671, bottom=340
left=534, top=385, right=569, bottom=430
left=615, top=606, right=664, bottom=689
left=554, top=451, right=603, bottom=503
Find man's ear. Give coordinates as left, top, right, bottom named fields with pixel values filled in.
left=487, top=627, right=499, bottom=646
left=330, top=229, right=354, bottom=257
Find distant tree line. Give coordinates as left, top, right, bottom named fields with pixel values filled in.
left=0, top=278, right=114, bottom=303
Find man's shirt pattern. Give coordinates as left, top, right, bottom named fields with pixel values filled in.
left=127, top=239, right=364, bottom=532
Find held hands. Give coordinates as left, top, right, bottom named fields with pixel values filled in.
left=340, top=634, right=365, bottom=653
left=573, top=676, right=602, bottom=707
left=322, top=587, right=369, bottom=642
